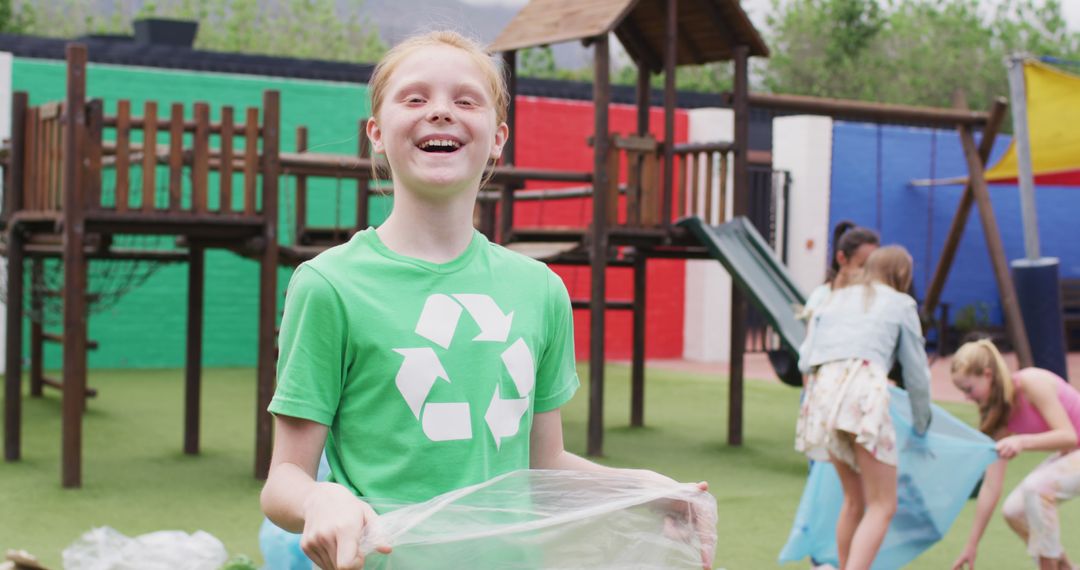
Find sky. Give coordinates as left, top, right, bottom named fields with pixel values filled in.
left=460, top=0, right=1080, bottom=34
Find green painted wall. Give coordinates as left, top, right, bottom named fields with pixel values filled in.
left=13, top=58, right=386, bottom=369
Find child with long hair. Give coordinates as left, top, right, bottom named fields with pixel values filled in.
left=258, top=30, right=709, bottom=570
left=797, top=246, right=932, bottom=570
left=802, top=221, right=881, bottom=319
left=950, top=340, right=1080, bottom=570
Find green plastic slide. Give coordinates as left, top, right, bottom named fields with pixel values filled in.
left=678, top=216, right=807, bottom=386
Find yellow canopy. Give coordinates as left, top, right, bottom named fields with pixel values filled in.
left=986, top=60, right=1080, bottom=186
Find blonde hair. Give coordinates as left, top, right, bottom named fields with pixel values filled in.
left=862, top=246, right=913, bottom=293
left=366, top=30, right=509, bottom=191
left=951, top=339, right=1014, bottom=435
left=369, top=30, right=509, bottom=126
left=854, top=245, right=913, bottom=309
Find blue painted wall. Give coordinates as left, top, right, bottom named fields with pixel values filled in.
left=829, top=121, right=1080, bottom=327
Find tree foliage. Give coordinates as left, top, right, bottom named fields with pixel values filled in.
left=12, top=0, right=386, bottom=63
left=762, top=0, right=1080, bottom=109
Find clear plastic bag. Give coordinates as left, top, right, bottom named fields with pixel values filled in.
left=779, top=386, right=998, bottom=569
left=355, top=469, right=717, bottom=569
left=61, top=526, right=228, bottom=570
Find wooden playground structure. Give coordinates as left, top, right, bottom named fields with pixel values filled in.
left=1, top=0, right=1034, bottom=487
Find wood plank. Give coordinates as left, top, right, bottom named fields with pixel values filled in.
left=61, top=43, right=89, bottom=488
left=718, top=151, right=728, bottom=223
left=356, top=120, right=370, bottom=231
left=641, top=150, right=659, bottom=226
left=168, top=103, right=184, bottom=211
left=185, top=245, right=204, bottom=455
left=86, top=100, right=103, bottom=210
left=115, top=100, right=131, bottom=212
left=295, top=126, right=308, bottom=239
left=959, top=124, right=1034, bottom=368
left=626, top=150, right=641, bottom=226
left=192, top=102, right=210, bottom=213
left=255, top=90, right=281, bottom=479
left=244, top=107, right=258, bottom=216
left=675, top=154, right=685, bottom=217
left=24, top=108, right=38, bottom=211
left=688, top=152, right=698, bottom=218
left=605, top=135, right=620, bottom=225
left=704, top=151, right=714, bottom=223
left=220, top=107, right=234, bottom=213
left=141, top=101, right=158, bottom=211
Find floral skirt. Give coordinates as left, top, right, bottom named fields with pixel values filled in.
left=796, top=358, right=897, bottom=470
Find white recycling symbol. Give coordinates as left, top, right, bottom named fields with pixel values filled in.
left=393, top=293, right=535, bottom=449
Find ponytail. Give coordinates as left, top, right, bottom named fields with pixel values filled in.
left=951, top=339, right=1014, bottom=435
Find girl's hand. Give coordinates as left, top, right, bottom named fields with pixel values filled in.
left=950, top=545, right=977, bottom=569
left=300, top=482, right=391, bottom=570
left=645, top=475, right=714, bottom=570
left=995, top=435, right=1025, bottom=460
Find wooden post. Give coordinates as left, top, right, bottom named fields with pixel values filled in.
left=184, top=245, right=205, bottom=455
left=922, top=98, right=1008, bottom=318
left=630, top=253, right=647, bottom=427
left=498, top=50, right=517, bottom=243
left=61, top=44, right=89, bottom=487
left=168, top=103, right=184, bottom=212
left=141, top=101, right=158, bottom=211
left=220, top=107, right=235, bottom=213
left=3, top=94, right=27, bottom=460
left=115, top=100, right=130, bottom=212
left=193, top=103, right=210, bottom=213
left=587, top=34, right=610, bottom=457
left=295, top=126, right=308, bottom=240
left=958, top=125, right=1034, bottom=368
left=356, top=121, right=370, bottom=230
left=30, top=262, right=44, bottom=398
left=728, top=45, right=751, bottom=446
left=255, top=91, right=281, bottom=479
left=3, top=230, right=23, bottom=461
left=662, top=0, right=677, bottom=227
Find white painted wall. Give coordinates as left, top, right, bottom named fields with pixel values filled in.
left=0, top=52, right=12, bottom=370
left=682, top=108, right=734, bottom=362
left=772, top=116, right=833, bottom=295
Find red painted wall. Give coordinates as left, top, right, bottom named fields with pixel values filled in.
left=511, top=96, right=689, bottom=360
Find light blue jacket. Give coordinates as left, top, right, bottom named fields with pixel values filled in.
left=798, top=283, right=932, bottom=434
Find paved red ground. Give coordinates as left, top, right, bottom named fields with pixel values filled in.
left=645, top=352, right=1080, bottom=404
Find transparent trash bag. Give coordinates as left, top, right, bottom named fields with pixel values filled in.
left=358, top=469, right=716, bottom=570
left=779, top=386, right=998, bottom=569
left=61, top=526, right=228, bottom=570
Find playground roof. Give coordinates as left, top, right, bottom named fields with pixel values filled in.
left=985, top=59, right=1080, bottom=186
left=488, top=0, right=769, bottom=71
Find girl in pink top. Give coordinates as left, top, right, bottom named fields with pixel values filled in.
left=950, top=340, right=1080, bottom=570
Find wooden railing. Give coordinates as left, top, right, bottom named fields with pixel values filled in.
left=21, top=102, right=66, bottom=213
left=15, top=94, right=277, bottom=219
left=673, top=141, right=733, bottom=225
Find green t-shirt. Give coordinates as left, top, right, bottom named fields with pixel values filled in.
left=269, top=229, right=579, bottom=505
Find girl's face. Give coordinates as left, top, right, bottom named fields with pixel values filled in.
left=367, top=45, right=508, bottom=199
left=952, top=369, right=993, bottom=405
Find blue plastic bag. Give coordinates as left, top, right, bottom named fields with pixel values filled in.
left=259, top=453, right=330, bottom=570
left=779, top=386, right=997, bottom=569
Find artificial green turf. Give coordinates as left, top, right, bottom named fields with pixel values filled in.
left=1, top=364, right=1076, bottom=568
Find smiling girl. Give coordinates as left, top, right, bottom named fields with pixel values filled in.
left=950, top=340, right=1080, bottom=570
left=258, top=31, right=709, bottom=570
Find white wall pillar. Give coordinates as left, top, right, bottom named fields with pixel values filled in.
left=683, top=108, right=733, bottom=362
left=773, top=116, right=833, bottom=294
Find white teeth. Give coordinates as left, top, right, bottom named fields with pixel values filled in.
left=419, top=139, right=460, bottom=150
